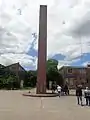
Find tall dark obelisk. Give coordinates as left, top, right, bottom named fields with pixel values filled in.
left=36, top=5, right=47, bottom=94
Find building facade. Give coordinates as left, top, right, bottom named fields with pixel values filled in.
left=2, top=63, right=26, bottom=87
left=86, top=64, right=90, bottom=88
left=59, top=66, right=88, bottom=88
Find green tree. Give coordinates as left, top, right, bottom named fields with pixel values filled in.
left=24, top=70, right=37, bottom=87
left=0, top=68, right=19, bottom=89
left=46, top=59, right=59, bottom=81
left=46, top=59, right=63, bottom=88
left=47, top=59, right=58, bottom=69
left=6, top=76, right=18, bottom=89
left=24, top=59, right=63, bottom=89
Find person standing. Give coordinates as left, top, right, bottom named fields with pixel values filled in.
left=88, top=90, right=90, bottom=106
left=64, top=84, right=69, bottom=95
left=84, top=87, right=90, bottom=106
left=76, top=85, right=83, bottom=106
left=52, top=82, right=56, bottom=93
left=57, top=85, right=62, bottom=97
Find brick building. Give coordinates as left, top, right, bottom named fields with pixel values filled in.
left=86, top=64, right=90, bottom=88
left=59, top=66, right=88, bottom=88
left=1, top=63, right=26, bottom=87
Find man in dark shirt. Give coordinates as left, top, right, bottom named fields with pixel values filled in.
left=76, top=85, right=83, bottom=106
left=64, top=84, right=69, bottom=95
left=52, top=82, right=56, bottom=93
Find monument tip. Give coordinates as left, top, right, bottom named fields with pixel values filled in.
left=40, top=5, right=47, bottom=7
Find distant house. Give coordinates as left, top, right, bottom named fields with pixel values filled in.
left=59, top=66, right=87, bottom=88
left=0, top=64, right=5, bottom=69
left=2, top=63, right=26, bottom=87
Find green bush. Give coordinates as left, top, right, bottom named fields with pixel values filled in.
left=0, top=69, right=19, bottom=89
left=24, top=71, right=37, bottom=88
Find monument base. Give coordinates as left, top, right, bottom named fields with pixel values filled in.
left=22, top=92, right=58, bottom=97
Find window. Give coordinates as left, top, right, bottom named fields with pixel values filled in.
left=68, top=68, right=72, bottom=73
left=87, top=65, right=90, bottom=67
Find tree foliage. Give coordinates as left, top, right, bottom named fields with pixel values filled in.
left=24, top=59, right=63, bottom=89
left=0, top=59, right=63, bottom=89
left=0, top=69, right=19, bottom=89
left=46, top=59, right=63, bottom=87
left=47, top=59, right=58, bottom=69
left=24, top=70, right=37, bottom=87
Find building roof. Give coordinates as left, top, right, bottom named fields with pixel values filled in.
left=59, top=65, right=87, bottom=71
left=0, top=64, right=5, bottom=68
left=1, top=63, right=26, bottom=72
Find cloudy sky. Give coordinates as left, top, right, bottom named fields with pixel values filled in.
left=0, top=0, right=90, bottom=70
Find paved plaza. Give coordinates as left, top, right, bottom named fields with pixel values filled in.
left=0, top=90, right=90, bottom=120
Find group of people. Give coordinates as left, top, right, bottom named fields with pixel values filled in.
left=52, top=83, right=69, bottom=97
left=52, top=83, right=90, bottom=106
left=76, top=85, right=90, bottom=106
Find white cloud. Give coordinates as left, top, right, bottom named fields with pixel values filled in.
left=82, top=61, right=89, bottom=67
left=0, top=53, right=36, bottom=69
left=0, top=0, right=90, bottom=69
left=57, top=58, right=81, bottom=69
left=49, top=0, right=90, bottom=66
